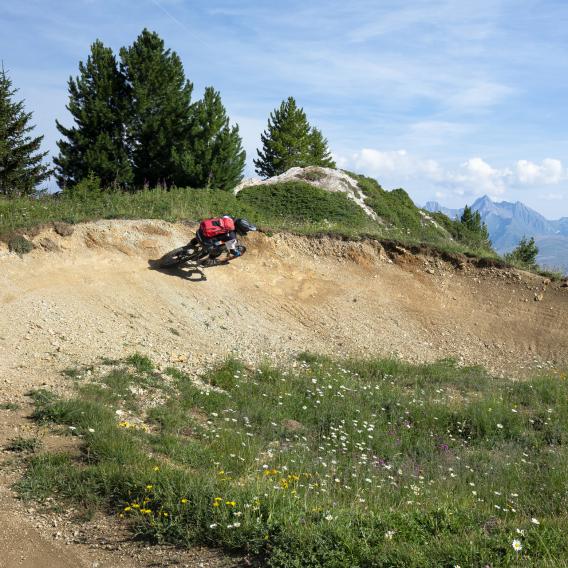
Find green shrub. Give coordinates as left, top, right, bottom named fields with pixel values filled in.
left=505, top=236, right=539, bottom=269
left=126, top=353, right=154, bottom=373
left=6, top=436, right=42, bottom=453
left=8, top=234, right=33, bottom=255
left=238, top=181, right=373, bottom=227
left=344, top=171, right=424, bottom=230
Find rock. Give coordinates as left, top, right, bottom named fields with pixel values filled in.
left=53, top=222, right=74, bottom=237
left=561, top=280, right=568, bottom=288
left=38, top=237, right=59, bottom=252
left=281, top=419, right=304, bottom=432
left=534, top=293, right=544, bottom=302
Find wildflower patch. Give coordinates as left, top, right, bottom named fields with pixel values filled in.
left=18, top=355, right=568, bottom=567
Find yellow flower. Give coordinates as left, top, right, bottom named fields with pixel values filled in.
left=213, top=502, right=220, bottom=507
left=123, top=506, right=131, bottom=512
left=141, top=508, right=152, bottom=514
left=153, top=466, right=160, bottom=472
left=181, top=498, right=188, bottom=504
left=226, top=500, right=236, bottom=507
left=132, top=503, right=140, bottom=509
left=145, top=485, right=153, bottom=490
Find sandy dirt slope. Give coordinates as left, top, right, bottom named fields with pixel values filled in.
left=1, top=219, right=566, bottom=389
left=0, top=219, right=567, bottom=567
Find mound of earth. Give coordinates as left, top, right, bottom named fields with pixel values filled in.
left=235, top=166, right=381, bottom=220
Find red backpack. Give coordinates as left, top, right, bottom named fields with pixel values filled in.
left=199, top=216, right=235, bottom=238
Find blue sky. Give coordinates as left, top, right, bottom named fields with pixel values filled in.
left=2, top=0, right=568, bottom=217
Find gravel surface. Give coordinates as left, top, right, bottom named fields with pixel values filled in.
left=1, top=219, right=567, bottom=567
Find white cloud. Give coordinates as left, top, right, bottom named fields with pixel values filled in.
left=348, top=149, right=445, bottom=181
left=446, top=82, right=514, bottom=110
left=339, top=148, right=567, bottom=201
left=516, top=159, right=564, bottom=185
left=452, top=157, right=512, bottom=196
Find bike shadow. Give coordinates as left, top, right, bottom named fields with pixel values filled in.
left=147, top=259, right=207, bottom=282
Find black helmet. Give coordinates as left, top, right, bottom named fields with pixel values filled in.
left=235, top=218, right=257, bottom=235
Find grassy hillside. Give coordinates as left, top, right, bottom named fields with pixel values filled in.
left=344, top=171, right=497, bottom=254
left=237, top=180, right=375, bottom=229
left=19, top=354, right=568, bottom=567
left=1, top=171, right=499, bottom=262
left=344, top=171, right=426, bottom=231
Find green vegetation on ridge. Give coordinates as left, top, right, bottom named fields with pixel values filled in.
left=20, top=354, right=568, bottom=567
left=238, top=181, right=373, bottom=228
left=0, top=175, right=500, bottom=263
left=346, top=171, right=494, bottom=254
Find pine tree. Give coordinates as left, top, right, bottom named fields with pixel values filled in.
left=120, top=29, right=193, bottom=187
left=308, top=127, right=335, bottom=168
left=458, top=204, right=492, bottom=250
left=186, top=87, right=245, bottom=190
left=0, top=67, right=52, bottom=197
left=505, top=236, right=539, bottom=268
left=460, top=205, right=473, bottom=227
left=54, top=40, right=132, bottom=190
left=254, top=97, right=313, bottom=178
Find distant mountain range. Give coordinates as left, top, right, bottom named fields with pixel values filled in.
left=424, top=196, right=568, bottom=273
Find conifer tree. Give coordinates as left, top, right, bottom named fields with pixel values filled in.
left=254, top=97, right=313, bottom=178
left=120, top=29, right=193, bottom=187
left=0, top=67, right=52, bottom=197
left=460, top=204, right=474, bottom=227
left=55, top=40, right=131, bottom=189
left=458, top=204, right=491, bottom=249
left=186, top=87, right=245, bottom=190
left=505, top=236, right=539, bottom=268
left=309, top=127, right=336, bottom=168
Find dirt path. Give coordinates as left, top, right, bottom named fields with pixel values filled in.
left=1, top=219, right=567, bottom=566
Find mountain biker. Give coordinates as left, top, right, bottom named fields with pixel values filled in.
left=196, top=216, right=256, bottom=265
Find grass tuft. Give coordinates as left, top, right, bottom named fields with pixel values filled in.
left=6, top=436, right=42, bottom=453
left=126, top=353, right=155, bottom=373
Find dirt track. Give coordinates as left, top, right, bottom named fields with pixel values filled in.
left=1, top=219, right=567, bottom=566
